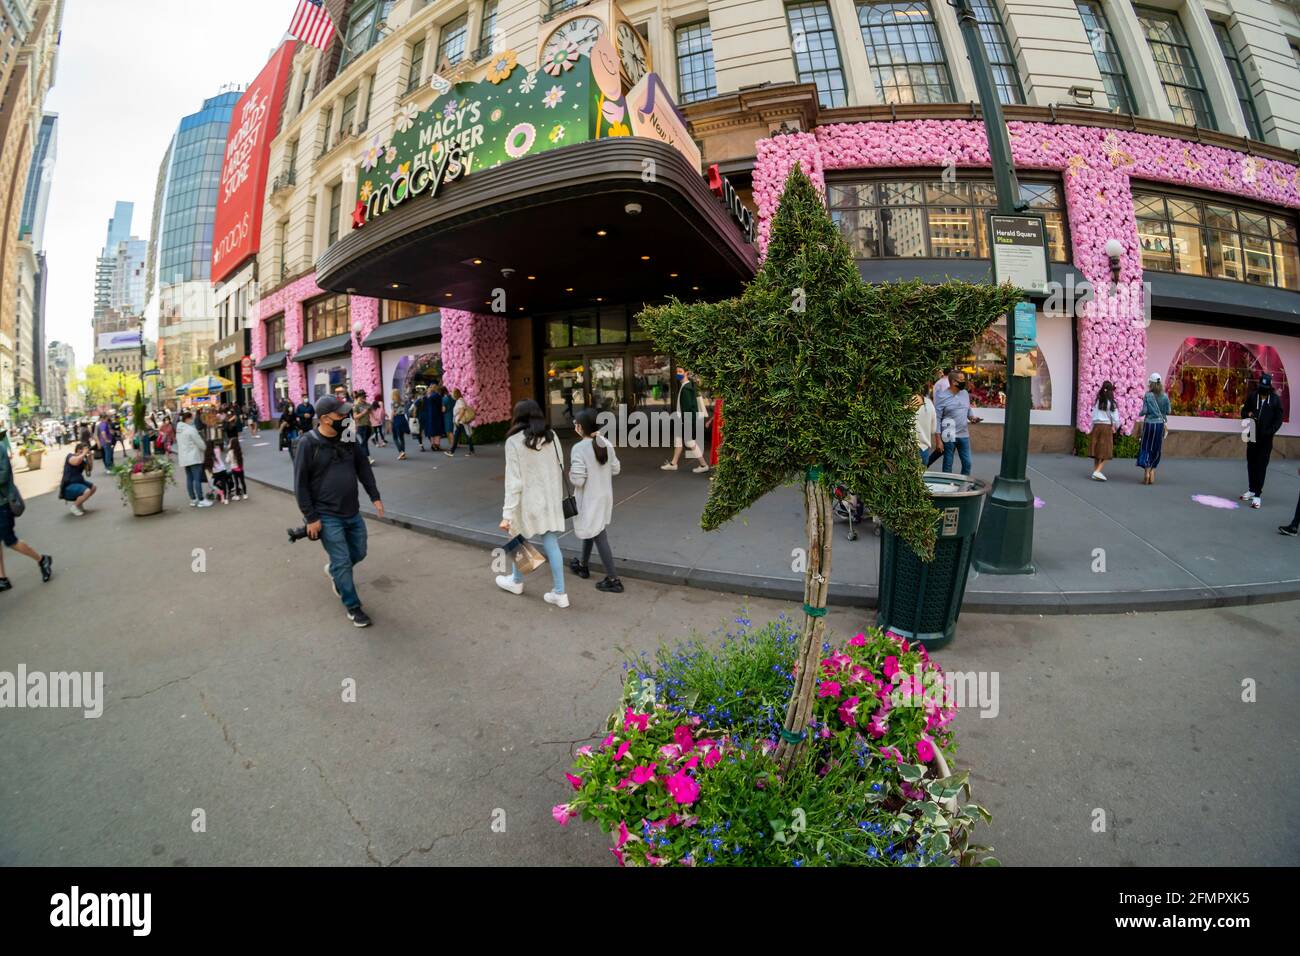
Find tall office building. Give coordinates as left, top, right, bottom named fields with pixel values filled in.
left=0, top=0, right=61, bottom=420
left=149, top=90, right=240, bottom=397
left=45, top=338, right=73, bottom=418
left=94, top=200, right=134, bottom=324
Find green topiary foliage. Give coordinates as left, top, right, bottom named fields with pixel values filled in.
left=639, top=165, right=1023, bottom=560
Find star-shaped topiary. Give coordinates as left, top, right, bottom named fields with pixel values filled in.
left=639, top=163, right=1021, bottom=765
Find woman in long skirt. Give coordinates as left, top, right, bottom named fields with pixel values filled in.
left=1136, top=372, right=1171, bottom=485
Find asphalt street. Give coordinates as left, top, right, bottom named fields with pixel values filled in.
left=0, top=454, right=1296, bottom=865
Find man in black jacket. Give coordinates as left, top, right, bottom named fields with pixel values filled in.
left=1240, top=373, right=1283, bottom=510
left=293, top=395, right=385, bottom=627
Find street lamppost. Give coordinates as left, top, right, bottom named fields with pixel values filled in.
left=947, top=0, right=1037, bottom=575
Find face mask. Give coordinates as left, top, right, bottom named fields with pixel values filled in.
left=676, top=374, right=685, bottom=382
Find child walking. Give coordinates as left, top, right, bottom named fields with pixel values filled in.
left=206, top=440, right=233, bottom=504
left=568, top=409, right=623, bottom=592
left=228, top=434, right=248, bottom=500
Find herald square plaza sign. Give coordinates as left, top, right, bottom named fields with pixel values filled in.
left=211, top=41, right=295, bottom=283
left=353, top=38, right=701, bottom=229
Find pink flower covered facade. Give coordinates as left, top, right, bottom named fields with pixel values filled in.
left=753, top=121, right=1300, bottom=433
left=439, top=310, right=512, bottom=425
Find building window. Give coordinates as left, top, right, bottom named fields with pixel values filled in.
left=827, top=177, right=1067, bottom=261
left=675, top=22, right=717, bottom=104
left=968, top=0, right=1023, bottom=105
left=438, top=14, right=469, bottom=67
left=339, top=87, right=359, bottom=138
left=265, top=315, right=286, bottom=354
left=319, top=106, right=334, bottom=156
left=1133, top=187, right=1299, bottom=289
left=478, top=0, right=500, bottom=58
left=340, top=0, right=395, bottom=68
left=1075, top=0, right=1136, bottom=114
left=383, top=300, right=436, bottom=324
left=1165, top=338, right=1289, bottom=420
left=304, top=293, right=350, bottom=343
left=1292, top=42, right=1300, bottom=73
left=1213, top=21, right=1262, bottom=140
left=285, top=138, right=299, bottom=177
left=328, top=183, right=343, bottom=246
left=1136, top=7, right=1215, bottom=129
left=549, top=0, right=580, bottom=16
left=407, top=39, right=426, bottom=94
left=856, top=1, right=954, bottom=105
left=786, top=2, right=848, bottom=108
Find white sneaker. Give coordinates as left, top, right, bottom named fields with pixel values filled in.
left=197, top=500, right=214, bottom=508
left=544, top=590, right=570, bottom=608
left=70, top=503, right=85, bottom=516
left=692, top=464, right=710, bottom=474
left=659, top=462, right=678, bottom=471
left=1240, top=491, right=1256, bottom=501
left=495, top=574, right=524, bottom=595
left=190, top=500, right=198, bottom=507
left=222, top=497, right=229, bottom=505
left=1090, top=471, right=1106, bottom=481
left=1251, top=497, right=1262, bottom=509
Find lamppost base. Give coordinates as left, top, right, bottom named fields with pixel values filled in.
left=972, top=474, right=1036, bottom=574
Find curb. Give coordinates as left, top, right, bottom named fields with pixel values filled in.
left=248, top=475, right=1300, bottom=615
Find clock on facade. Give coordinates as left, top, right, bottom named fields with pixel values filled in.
left=537, top=2, right=653, bottom=91
left=541, top=15, right=604, bottom=64
left=616, top=21, right=648, bottom=85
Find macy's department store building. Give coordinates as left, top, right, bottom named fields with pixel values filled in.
left=250, top=11, right=1300, bottom=455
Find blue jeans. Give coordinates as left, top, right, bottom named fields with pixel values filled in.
left=513, top=530, right=565, bottom=594
left=101, top=444, right=114, bottom=471
left=321, top=512, right=368, bottom=609
left=942, top=437, right=972, bottom=476
left=919, top=449, right=928, bottom=467
left=185, top=464, right=205, bottom=501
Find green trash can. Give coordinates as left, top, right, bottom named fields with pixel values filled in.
left=876, top=473, right=988, bottom=650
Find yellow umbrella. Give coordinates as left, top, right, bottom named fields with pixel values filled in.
left=179, top=374, right=237, bottom=397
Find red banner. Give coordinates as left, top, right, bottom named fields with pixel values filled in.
left=211, top=41, right=296, bottom=284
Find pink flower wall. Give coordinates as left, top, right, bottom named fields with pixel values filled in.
left=753, top=121, right=1300, bottom=433
left=249, top=271, right=381, bottom=418
left=440, top=309, right=512, bottom=424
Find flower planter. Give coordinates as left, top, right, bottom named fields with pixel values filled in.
left=128, top=471, right=166, bottom=516
left=23, top=450, right=43, bottom=470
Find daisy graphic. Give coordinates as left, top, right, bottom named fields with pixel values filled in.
left=548, top=124, right=566, bottom=143
left=442, top=100, right=458, bottom=122
left=394, top=102, right=419, bottom=133
left=519, top=71, right=537, bottom=94
left=359, top=181, right=374, bottom=203
left=385, top=145, right=397, bottom=164
left=486, top=49, right=517, bottom=84
left=542, top=85, right=566, bottom=109
left=543, top=43, right=579, bottom=77
left=360, top=135, right=383, bottom=171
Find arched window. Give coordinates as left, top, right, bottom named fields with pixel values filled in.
left=951, top=325, right=1053, bottom=411
left=1165, top=338, right=1289, bottom=420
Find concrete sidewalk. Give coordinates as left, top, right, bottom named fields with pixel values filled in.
left=240, top=434, right=1300, bottom=613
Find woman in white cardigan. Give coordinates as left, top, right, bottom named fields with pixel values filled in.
left=568, top=409, right=623, bottom=593
left=496, top=400, right=569, bottom=607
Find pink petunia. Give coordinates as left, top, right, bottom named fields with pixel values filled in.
left=702, top=748, right=722, bottom=769
left=664, top=771, right=701, bottom=805
left=848, top=665, right=873, bottom=685
left=630, top=763, right=657, bottom=784
left=837, top=695, right=860, bottom=726
left=646, top=855, right=667, bottom=866
left=673, top=725, right=695, bottom=753
left=624, top=708, right=650, bottom=733
left=616, top=820, right=632, bottom=848
left=614, top=741, right=630, bottom=761
left=659, top=743, right=682, bottom=760
left=916, top=736, right=936, bottom=763
left=552, top=803, right=577, bottom=825
left=817, top=681, right=842, bottom=698
left=601, top=733, right=616, bottom=748
left=883, top=656, right=900, bottom=679
left=575, top=746, right=593, bottom=757
left=849, top=632, right=867, bottom=646
left=565, top=772, right=582, bottom=790
left=880, top=745, right=904, bottom=765
left=829, top=652, right=852, bottom=671
left=683, top=754, right=700, bottom=770
left=610, top=847, right=626, bottom=866
left=867, top=712, right=888, bottom=739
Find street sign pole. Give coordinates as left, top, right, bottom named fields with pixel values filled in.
left=950, top=0, right=1037, bottom=574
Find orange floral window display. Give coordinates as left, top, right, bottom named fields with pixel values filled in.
left=1165, top=338, right=1289, bottom=420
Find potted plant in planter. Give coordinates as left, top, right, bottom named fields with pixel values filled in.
left=110, top=389, right=174, bottom=516
left=21, top=438, right=46, bottom=470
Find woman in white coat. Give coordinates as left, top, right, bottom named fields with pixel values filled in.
left=568, top=409, right=623, bottom=592
left=176, top=410, right=210, bottom=507
left=496, top=400, right=569, bottom=607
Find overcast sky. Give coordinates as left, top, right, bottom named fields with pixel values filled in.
left=42, top=0, right=294, bottom=367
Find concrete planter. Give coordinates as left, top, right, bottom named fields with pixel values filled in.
left=129, top=471, right=166, bottom=516
left=23, top=450, right=43, bottom=470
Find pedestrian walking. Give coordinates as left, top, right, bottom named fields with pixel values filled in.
left=660, top=368, right=709, bottom=474
left=59, top=442, right=97, bottom=515
left=278, top=402, right=298, bottom=459
left=293, top=395, right=384, bottom=628
left=441, top=386, right=456, bottom=445
left=496, top=399, right=568, bottom=607
left=0, top=428, right=53, bottom=592
left=408, top=394, right=424, bottom=451
left=370, top=400, right=387, bottom=447
left=445, top=388, right=476, bottom=456
left=177, top=410, right=211, bottom=507
left=96, top=414, right=115, bottom=472
left=352, top=391, right=375, bottom=463
left=391, top=390, right=410, bottom=460
left=1137, top=372, right=1170, bottom=485
left=228, top=434, right=248, bottom=500
left=1089, top=380, right=1120, bottom=481
left=419, top=387, right=443, bottom=450
left=1239, top=373, right=1283, bottom=510
left=207, top=440, right=233, bottom=504
left=294, top=396, right=316, bottom=436
left=567, top=409, right=623, bottom=593
left=934, top=370, right=981, bottom=476
left=911, top=391, right=938, bottom=468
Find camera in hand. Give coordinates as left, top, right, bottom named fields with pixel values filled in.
left=287, top=525, right=309, bottom=543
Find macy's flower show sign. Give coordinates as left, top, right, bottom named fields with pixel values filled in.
left=353, top=42, right=698, bottom=228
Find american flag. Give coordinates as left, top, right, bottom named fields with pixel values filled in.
left=288, top=0, right=337, bottom=52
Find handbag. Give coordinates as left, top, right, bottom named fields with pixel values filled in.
left=6, top=483, right=24, bottom=517
left=555, top=440, right=578, bottom=519
left=503, top=534, right=546, bottom=574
